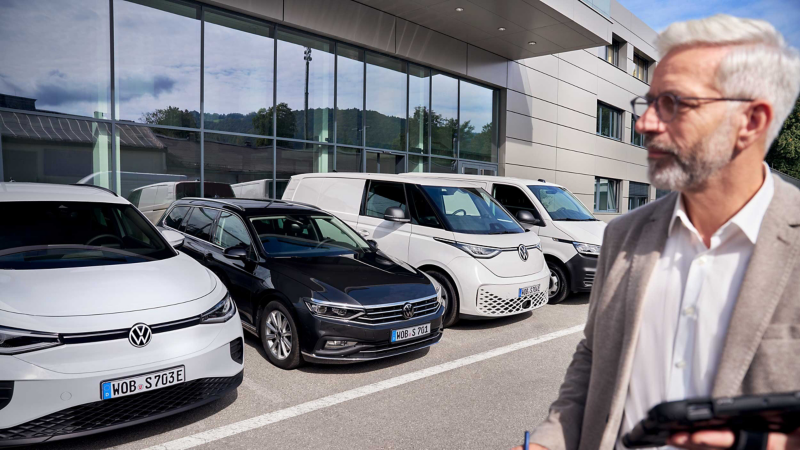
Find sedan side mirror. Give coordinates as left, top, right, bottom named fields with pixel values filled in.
left=367, top=239, right=379, bottom=249
left=516, top=210, right=544, bottom=227
left=383, top=206, right=410, bottom=223
left=161, top=229, right=185, bottom=248
left=223, top=246, right=248, bottom=260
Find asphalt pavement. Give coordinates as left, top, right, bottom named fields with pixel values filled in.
left=40, top=294, right=590, bottom=450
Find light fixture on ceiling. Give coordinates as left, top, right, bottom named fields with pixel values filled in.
left=528, top=41, right=537, bottom=45
left=498, top=27, right=506, bottom=31
left=455, top=7, right=464, bottom=12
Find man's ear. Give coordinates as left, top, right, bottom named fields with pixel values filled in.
left=736, top=99, right=773, bottom=151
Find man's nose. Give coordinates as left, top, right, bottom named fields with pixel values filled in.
left=635, top=103, right=665, bottom=134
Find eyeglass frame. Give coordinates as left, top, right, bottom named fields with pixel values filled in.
left=630, top=93, right=753, bottom=123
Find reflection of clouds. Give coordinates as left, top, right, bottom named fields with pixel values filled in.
left=277, top=40, right=334, bottom=111
left=460, top=82, right=493, bottom=128
left=432, top=74, right=458, bottom=118
left=366, top=65, right=406, bottom=118
left=336, top=57, right=363, bottom=110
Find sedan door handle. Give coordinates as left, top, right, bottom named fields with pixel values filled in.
left=359, top=229, right=370, bottom=237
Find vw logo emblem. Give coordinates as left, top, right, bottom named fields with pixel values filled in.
left=128, top=323, right=152, bottom=348
left=402, top=303, right=415, bottom=319
left=518, top=245, right=529, bottom=262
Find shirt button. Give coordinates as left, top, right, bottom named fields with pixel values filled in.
left=683, top=306, right=696, bottom=316
left=675, top=360, right=686, bottom=369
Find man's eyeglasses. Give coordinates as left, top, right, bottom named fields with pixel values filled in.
left=630, top=93, right=753, bottom=123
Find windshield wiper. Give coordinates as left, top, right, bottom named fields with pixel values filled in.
left=488, top=230, right=518, bottom=235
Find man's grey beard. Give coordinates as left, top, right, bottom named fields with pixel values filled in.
left=647, top=119, right=736, bottom=192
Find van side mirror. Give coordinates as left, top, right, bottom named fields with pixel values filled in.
left=161, top=229, right=185, bottom=248
left=383, top=206, right=410, bottom=223
left=223, top=246, right=248, bottom=260
left=516, top=210, right=543, bottom=227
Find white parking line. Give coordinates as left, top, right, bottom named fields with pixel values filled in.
left=145, top=324, right=585, bottom=450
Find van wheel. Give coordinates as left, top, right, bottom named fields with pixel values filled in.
left=547, top=263, right=569, bottom=304
left=425, top=270, right=459, bottom=328
left=260, top=301, right=303, bottom=370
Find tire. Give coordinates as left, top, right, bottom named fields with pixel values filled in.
left=546, top=262, right=570, bottom=305
left=260, top=301, right=303, bottom=370
left=425, top=270, right=460, bottom=328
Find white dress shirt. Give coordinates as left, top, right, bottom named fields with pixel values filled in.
left=618, top=164, right=774, bottom=448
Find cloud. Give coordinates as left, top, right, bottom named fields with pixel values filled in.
left=117, top=75, right=177, bottom=101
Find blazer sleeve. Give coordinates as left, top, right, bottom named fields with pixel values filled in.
left=528, top=224, right=613, bottom=450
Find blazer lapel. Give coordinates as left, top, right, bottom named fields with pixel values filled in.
left=712, top=178, right=800, bottom=397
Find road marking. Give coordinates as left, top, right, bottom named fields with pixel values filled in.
left=145, top=324, right=585, bottom=450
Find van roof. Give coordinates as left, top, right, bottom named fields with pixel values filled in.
left=0, top=183, right=128, bottom=204
left=396, top=173, right=564, bottom=189
left=290, top=172, right=483, bottom=188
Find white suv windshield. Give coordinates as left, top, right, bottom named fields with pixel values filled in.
left=527, top=185, right=597, bottom=221
left=0, top=202, right=174, bottom=270
left=421, top=186, right=524, bottom=235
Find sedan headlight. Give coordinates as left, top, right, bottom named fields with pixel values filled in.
left=304, top=299, right=364, bottom=321
left=201, top=293, right=237, bottom=324
left=435, top=238, right=502, bottom=259
left=573, top=242, right=601, bottom=256
left=428, top=277, right=444, bottom=307
left=0, top=326, right=61, bottom=354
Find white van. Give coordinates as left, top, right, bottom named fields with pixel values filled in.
left=401, top=174, right=605, bottom=304
left=283, top=173, right=551, bottom=327
left=128, top=181, right=235, bottom=224
left=231, top=179, right=271, bottom=199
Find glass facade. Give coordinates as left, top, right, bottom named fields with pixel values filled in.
left=0, top=0, right=499, bottom=195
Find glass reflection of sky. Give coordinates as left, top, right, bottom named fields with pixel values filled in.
left=460, top=81, right=493, bottom=132
left=0, top=0, right=110, bottom=118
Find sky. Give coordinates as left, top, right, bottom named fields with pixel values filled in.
left=618, top=0, right=800, bottom=50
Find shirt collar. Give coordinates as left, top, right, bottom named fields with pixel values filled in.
left=668, top=162, right=774, bottom=244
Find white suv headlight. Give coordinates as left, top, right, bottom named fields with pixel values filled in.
left=0, top=326, right=62, bottom=354
left=200, top=293, right=237, bottom=324
left=573, top=242, right=601, bottom=256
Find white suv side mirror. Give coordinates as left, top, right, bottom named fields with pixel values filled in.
left=161, top=229, right=185, bottom=248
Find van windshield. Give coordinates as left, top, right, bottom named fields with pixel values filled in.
left=0, top=202, right=174, bottom=270
left=421, top=186, right=524, bottom=235
left=527, top=185, right=596, bottom=221
left=250, top=214, right=370, bottom=257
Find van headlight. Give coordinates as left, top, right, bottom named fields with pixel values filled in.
left=0, top=326, right=62, bottom=354
left=304, top=299, right=364, bottom=321
left=573, top=242, right=601, bottom=256
left=201, top=293, right=237, bottom=324
left=435, top=238, right=501, bottom=259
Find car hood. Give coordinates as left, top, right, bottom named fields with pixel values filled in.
left=552, top=220, right=606, bottom=245
left=0, top=252, right=217, bottom=317
left=267, top=251, right=435, bottom=306
left=450, top=231, right=545, bottom=278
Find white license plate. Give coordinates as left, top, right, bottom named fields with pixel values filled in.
left=519, top=284, right=541, bottom=297
left=101, top=366, right=185, bottom=400
left=391, top=323, right=430, bottom=343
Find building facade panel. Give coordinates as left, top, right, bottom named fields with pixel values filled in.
left=507, top=90, right=559, bottom=123
left=517, top=54, right=560, bottom=78
left=556, top=147, right=596, bottom=174
left=505, top=163, right=557, bottom=183
left=467, top=45, right=509, bottom=88
left=557, top=49, right=599, bottom=75
left=507, top=62, right=559, bottom=103
left=396, top=19, right=468, bottom=75
left=506, top=112, right=559, bottom=147
left=202, top=0, right=283, bottom=21
left=557, top=105, right=595, bottom=133
left=505, top=138, right=557, bottom=170
left=556, top=125, right=596, bottom=154
left=557, top=80, right=597, bottom=116
left=594, top=134, right=629, bottom=161
left=557, top=58, right=598, bottom=94
left=554, top=170, right=595, bottom=195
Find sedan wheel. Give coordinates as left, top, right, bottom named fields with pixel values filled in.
left=260, top=301, right=303, bottom=369
left=264, top=310, right=292, bottom=360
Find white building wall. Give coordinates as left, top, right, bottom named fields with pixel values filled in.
left=501, top=0, right=658, bottom=222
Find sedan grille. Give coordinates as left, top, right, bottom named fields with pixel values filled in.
left=352, top=296, right=439, bottom=325
left=0, top=372, right=242, bottom=443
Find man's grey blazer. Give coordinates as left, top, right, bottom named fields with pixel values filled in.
left=530, top=175, right=800, bottom=450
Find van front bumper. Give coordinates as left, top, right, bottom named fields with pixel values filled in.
left=565, top=253, right=598, bottom=293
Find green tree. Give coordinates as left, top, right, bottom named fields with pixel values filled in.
left=252, top=103, right=297, bottom=142
left=766, top=96, right=800, bottom=179
left=140, top=106, right=198, bottom=132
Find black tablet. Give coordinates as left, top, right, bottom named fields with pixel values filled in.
left=622, top=391, right=800, bottom=448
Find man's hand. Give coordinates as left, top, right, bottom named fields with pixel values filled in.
left=668, top=428, right=800, bottom=450
left=510, top=445, right=548, bottom=450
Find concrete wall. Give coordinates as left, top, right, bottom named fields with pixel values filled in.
left=503, top=0, right=657, bottom=222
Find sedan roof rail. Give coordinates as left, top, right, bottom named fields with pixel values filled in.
left=180, top=197, right=245, bottom=211
left=71, top=184, right=118, bottom=197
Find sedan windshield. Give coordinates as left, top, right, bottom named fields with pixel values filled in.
left=421, top=186, right=524, bottom=235
left=0, top=202, right=174, bottom=270
left=250, top=214, right=370, bottom=257
left=528, top=185, right=597, bottom=221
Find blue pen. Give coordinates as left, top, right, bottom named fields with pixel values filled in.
left=523, top=431, right=530, bottom=449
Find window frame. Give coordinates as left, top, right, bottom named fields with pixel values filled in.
left=597, top=103, right=623, bottom=140
left=593, top=177, right=620, bottom=213
left=212, top=210, right=255, bottom=251
left=605, top=40, right=619, bottom=67
left=627, top=181, right=650, bottom=211
left=631, top=114, right=645, bottom=147
left=360, top=180, right=409, bottom=219
left=491, top=183, right=544, bottom=222
left=633, top=53, right=649, bottom=83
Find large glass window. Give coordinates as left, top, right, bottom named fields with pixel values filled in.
left=336, top=44, right=364, bottom=146
left=114, top=0, right=201, bottom=127
left=597, top=103, right=622, bottom=140
left=1, top=112, right=113, bottom=187
left=276, top=29, right=334, bottom=142
left=336, top=147, right=362, bottom=173
left=275, top=140, right=332, bottom=198
left=628, top=181, right=649, bottom=211
left=203, top=10, right=274, bottom=136
left=204, top=133, right=273, bottom=195
left=0, top=0, right=111, bottom=119
left=459, top=81, right=496, bottom=162
left=431, top=72, right=458, bottom=158
left=431, top=157, right=457, bottom=174
left=408, top=65, right=430, bottom=154
left=365, top=53, right=406, bottom=151
left=118, top=126, right=200, bottom=199
left=594, top=177, right=619, bottom=213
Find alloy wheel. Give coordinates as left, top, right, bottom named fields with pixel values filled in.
left=549, top=274, right=560, bottom=298
left=264, top=310, right=292, bottom=360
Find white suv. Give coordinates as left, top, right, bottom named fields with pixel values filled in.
left=282, top=173, right=550, bottom=327
left=401, top=174, right=606, bottom=303
left=0, top=183, right=243, bottom=446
